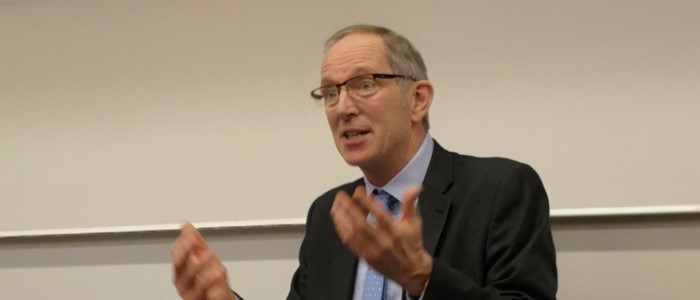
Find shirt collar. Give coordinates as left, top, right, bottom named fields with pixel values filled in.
left=364, top=133, right=434, bottom=202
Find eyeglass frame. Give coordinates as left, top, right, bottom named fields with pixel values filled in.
left=310, top=73, right=416, bottom=105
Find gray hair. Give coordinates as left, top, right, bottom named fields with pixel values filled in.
left=324, top=25, right=430, bottom=130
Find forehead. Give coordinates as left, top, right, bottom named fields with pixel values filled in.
left=320, top=33, right=390, bottom=83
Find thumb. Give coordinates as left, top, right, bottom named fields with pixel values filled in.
left=180, top=221, right=205, bottom=244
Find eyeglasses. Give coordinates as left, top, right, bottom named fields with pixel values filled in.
left=310, top=73, right=415, bottom=106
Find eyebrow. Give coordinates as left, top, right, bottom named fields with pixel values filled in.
left=321, top=66, right=376, bottom=86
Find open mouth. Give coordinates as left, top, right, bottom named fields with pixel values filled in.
left=344, top=131, right=370, bottom=139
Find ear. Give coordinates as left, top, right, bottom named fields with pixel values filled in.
left=410, top=80, right=434, bottom=126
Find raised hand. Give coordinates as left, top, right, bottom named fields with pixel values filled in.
left=330, top=185, right=432, bottom=295
left=172, top=222, right=235, bottom=300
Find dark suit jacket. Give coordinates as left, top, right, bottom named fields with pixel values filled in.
left=287, top=141, right=557, bottom=299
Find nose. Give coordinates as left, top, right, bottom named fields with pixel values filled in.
left=334, top=86, right=359, bottom=118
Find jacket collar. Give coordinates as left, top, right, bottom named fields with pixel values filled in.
left=418, top=141, right=453, bottom=255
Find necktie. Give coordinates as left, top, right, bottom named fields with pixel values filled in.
left=362, top=189, right=400, bottom=300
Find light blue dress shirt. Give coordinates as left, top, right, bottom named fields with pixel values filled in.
left=351, top=133, right=434, bottom=300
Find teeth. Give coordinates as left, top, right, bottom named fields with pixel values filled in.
left=345, top=131, right=365, bottom=138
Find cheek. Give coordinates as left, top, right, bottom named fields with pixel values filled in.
left=325, top=111, right=341, bottom=137
left=325, top=110, right=335, bottom=126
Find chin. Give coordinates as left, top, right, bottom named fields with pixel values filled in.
left=340, top=154, right=363, bottom=167
left=338, top=150, right=368, bottom=167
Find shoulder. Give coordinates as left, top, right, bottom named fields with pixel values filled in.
left=433, top=141, right=541, bottom=184
left=459, top=154, right=538, bottom=180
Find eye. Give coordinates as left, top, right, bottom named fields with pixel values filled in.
left=358, top=79, right=376, bottom=91
left=323, top=88, right=339, bottom=99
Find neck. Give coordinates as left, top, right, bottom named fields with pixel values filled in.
left=362, top=129, right=427, bottom=187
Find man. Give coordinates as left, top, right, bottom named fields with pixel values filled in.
left=172, top=24, right=557, bottom=300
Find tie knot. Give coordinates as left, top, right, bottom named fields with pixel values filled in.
left=372, top=189, right=401, bottom=215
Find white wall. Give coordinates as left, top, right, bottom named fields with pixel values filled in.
left=2, top=0, right=699, bottom=232
left=2, top=0, right=699, bottom=299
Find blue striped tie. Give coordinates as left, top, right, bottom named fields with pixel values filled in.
left=362, top=189, right=400, bottom=300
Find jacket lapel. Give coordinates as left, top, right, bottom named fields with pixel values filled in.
left=419, top=141, right=453, bottom=255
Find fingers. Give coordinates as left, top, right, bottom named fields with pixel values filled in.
left=172, top=222, right=232, bottom=300
left=330, top=185, right=430, bottom=292
left=401, top=184, right=423, bottom=221
left=331, top=186, right=402, bottom=259
left=190, top=248, right=229, bottom=295
left=177, top=253, right=209, bottom=300
left=360, top=192, right=397, bottom=232
left=176, top=245, right=212, bottom=292
left=172, top=223, right=204, bottom=297
left=181, top=222, right=205, bottom=243
left=331, top=188, right=371, bottom=246
left=172, top=222, right=201, bottom=274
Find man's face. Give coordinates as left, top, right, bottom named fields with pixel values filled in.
left=321, top=33, right=416, bottom=172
